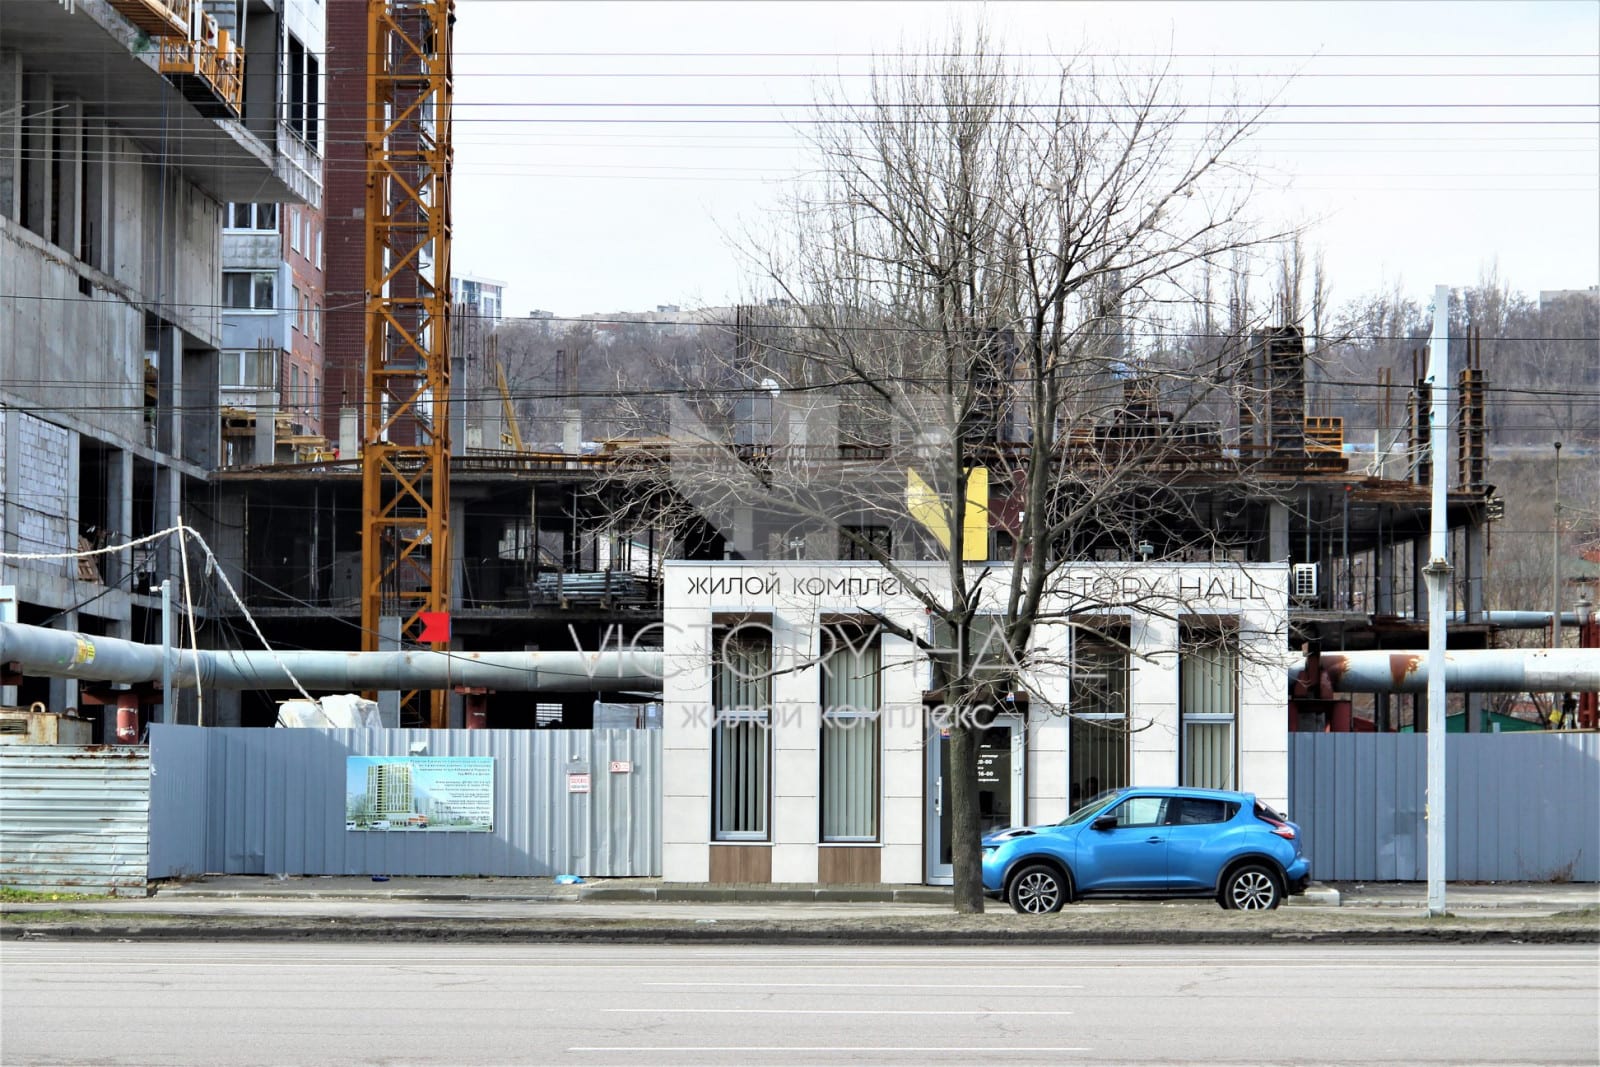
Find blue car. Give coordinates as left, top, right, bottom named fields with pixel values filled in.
left=982, top=787, right=1310, bottom=914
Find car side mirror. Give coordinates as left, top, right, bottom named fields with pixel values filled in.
left=1091, top=815, right=1118, bottom=831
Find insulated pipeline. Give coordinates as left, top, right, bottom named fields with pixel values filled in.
left=0, top=623, right=663, bottom=693
left=1295, top=648, right=1600, bottom=693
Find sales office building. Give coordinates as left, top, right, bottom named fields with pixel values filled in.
left=661, top=561, right=1293, bottom=885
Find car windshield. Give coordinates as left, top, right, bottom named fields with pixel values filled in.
left=1058, top=789, right=1124, bottom=826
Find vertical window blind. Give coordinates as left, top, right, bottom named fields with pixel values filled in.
left=1180, top=630, right=1238, bottom=790
left=821, top=633, right=880, bottom=841
left=713, top=634, right=771, bottom=840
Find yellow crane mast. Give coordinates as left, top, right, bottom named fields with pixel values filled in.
left=362, top=0, right=454, bottom=728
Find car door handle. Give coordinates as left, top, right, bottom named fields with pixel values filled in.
left=1146, top=836, right=1164, bottom=844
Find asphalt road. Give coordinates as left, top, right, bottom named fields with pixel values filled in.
left=4, top=943, right=1596, bottom=1065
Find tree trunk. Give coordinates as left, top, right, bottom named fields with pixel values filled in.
left=948, top=719, right=986, bottom=913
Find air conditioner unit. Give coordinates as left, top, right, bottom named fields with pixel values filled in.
left=1292, top=563, right=1319, bottom=601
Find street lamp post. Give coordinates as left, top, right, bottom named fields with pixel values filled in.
left=1552, top=441, right=1562, bottom=650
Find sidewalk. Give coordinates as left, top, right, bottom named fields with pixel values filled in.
left=4, top=876, right=1595, bottom=944
left=111, top=874, right=1600, bottom=911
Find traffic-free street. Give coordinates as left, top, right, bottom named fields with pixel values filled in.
left=5, top=942, right=1596, bottom=1065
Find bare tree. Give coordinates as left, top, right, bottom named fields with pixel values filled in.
left=613, top=29, right=1293, bottom=912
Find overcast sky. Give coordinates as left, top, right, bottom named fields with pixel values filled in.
left=450, top=0, right=1599, bottom=319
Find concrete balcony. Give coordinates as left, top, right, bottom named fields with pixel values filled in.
left=2, top=0, right=304, bottom=204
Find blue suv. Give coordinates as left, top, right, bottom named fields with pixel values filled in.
left=982, top=787, right=1310, bottom=914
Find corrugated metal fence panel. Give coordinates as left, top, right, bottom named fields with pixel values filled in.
left=1290, top=732, right=1599, bottom=882
left=147, top=725, right=210, bottom=879
left=147, top=725, right=661, bottom=878
left=0, top=746, right=151, bottom=894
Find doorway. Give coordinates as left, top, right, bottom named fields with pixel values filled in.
left=924, top=712, right=1025, bottom=884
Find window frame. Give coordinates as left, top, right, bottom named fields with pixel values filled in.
left=1069, top=621, right=1131, bottom=808
left=226, top=202, right=276, bottom=231
left=819, top=624, right=882, bottom=843
left=1178, top=621, right=1239, bottom=790
left=711, top=624, right=772, bottom=842
left=219, top=348, right=275, bottom=390
left=839, top=524, right=892, bottom=561
left=223, top=271, right=277, bottom=311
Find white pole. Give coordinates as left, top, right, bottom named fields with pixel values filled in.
left=1552, top=441, right=1563, bottom=653
left=160, top=579, right=172, bottom=723
left=1424, top=285, right=1452, bottom=917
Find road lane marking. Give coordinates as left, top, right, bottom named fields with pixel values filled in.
left=644, top=981, right=1083, bottom=989
left=605, top=1008, right=1073, bottom=1015
left=570, top=1047, right=1090, bottom=1054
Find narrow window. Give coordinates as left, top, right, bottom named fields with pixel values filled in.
left=1069, top=623, right=1130, bottom=809
left=220, top=349, right=244, bottom=387
left=712, top=626, right=771, bottom=841
left=820, top=626, right=880, bottom=842
left=1180, top=623, right=1238, bottom=789
left=223, top=272, right=251, bottom=308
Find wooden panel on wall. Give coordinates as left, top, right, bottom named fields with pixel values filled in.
left=708, top=844, right=772, bottom=884
left=817, top=845, right=881, bottom=885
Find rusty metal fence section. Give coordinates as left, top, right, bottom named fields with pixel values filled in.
left=0, top=746, right=151, bottom=895
left=147, top=725, right=661, bottom=879
left=1289, top=732, right=1599, bottom=882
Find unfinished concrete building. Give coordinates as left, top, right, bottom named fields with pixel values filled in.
left=1, top=0, right=320, bottom=733
left=196, top=314, right=1515, bottom=734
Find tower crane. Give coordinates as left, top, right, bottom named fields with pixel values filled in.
left=362, top=0, right=454, bottom=728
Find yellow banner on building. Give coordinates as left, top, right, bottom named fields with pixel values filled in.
left=906, top=466, right=989, bottom=560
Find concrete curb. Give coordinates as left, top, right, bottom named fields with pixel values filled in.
left=5, top=917, right=1594, bottom=946
left=579, top=885, right=956, bottom=905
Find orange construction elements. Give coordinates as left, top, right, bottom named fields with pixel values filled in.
left=362, top=0, right=454, bottom=728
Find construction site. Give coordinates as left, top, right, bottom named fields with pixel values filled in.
left=3, top=1, right=1598, bottom=741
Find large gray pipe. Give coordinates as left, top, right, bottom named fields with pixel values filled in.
left=1297, top=649, right=1600, bottom=693
left=1443, top=611, right=1588, bottom=629
left=0, top=623, right=662, bottom=693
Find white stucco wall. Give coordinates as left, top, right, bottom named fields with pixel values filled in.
left=662, top=560, right=1291, bottom=883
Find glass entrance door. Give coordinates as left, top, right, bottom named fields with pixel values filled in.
left=925, top=713, right=1024, bottom=884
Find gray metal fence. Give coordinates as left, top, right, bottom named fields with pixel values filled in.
left=1289, top=732, right=1599, bottom=882
left=147, top=725, right=661, bottom=879
left=0, top=746, right=151, bottom=895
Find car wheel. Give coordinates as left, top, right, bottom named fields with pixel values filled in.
left=1007, top=863, right=1068, bottom=915
left=1220, top=864, right=1282, bottom=911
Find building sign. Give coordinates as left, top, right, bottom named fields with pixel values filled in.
left=344, top=756, right=494, bottom=832
left=679, top=569, right=1272, bottom=605
left=976, top=747, right=1010, bottom=786
left=609, top=761, right=633, bottom=774
left=568, top=772, right=592, bottom=793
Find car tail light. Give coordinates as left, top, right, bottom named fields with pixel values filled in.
left=1260, top=814, right=1296, bottom=840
